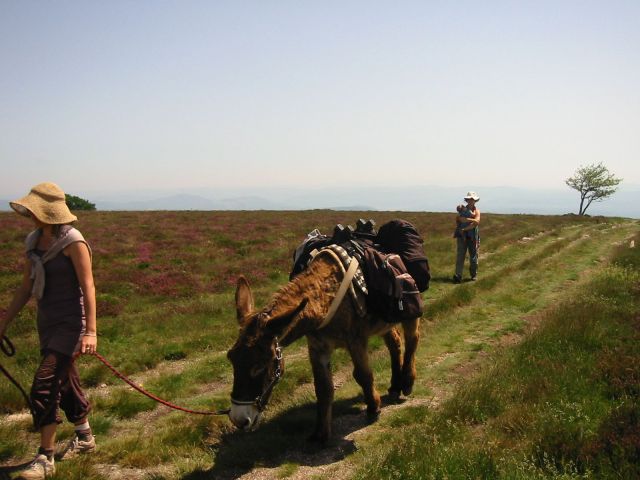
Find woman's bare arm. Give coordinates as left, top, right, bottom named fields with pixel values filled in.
left=67, top=242, right=97, bottom=353
left=0, top=262, right=32, bottom=338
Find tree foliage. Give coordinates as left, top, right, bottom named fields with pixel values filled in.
left=65, top=194, right=96, bottom=211
left=565, top=163, right=622, bottom=215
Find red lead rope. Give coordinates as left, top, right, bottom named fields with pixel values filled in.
left=0, top=336, right=229, bottom=417
left=88, top=351, right=230, bottom=416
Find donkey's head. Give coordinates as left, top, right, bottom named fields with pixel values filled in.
left=227, top=276, right=307, bottom=431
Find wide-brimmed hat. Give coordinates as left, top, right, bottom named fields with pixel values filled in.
left=464, top=191, right=480, bottom=202
left=10, top=182, right=77, bottom=225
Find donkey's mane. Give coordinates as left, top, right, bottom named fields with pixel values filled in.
left=257, top=256, right=340, bottom=336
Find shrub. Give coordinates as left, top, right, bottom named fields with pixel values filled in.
left=65, top=193, right=96, bottom=211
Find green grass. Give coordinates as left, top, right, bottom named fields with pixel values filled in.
left=0, top=211, right=637, bottom=479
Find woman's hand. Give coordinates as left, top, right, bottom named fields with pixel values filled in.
left=81, top=333, right=97, bottom=354
left=1, top=262, right=33, bottom=340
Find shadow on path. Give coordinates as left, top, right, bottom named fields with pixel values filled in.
left=183, top=394, right=405, bottom=480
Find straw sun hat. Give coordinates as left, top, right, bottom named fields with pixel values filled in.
left=10, top=182, right=77, bottom=225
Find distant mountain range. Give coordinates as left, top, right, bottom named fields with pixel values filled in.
left=2, top=184, right=638, bottom=218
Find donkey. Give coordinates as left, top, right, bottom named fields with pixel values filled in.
left=226, top=250, right=420, bottom=443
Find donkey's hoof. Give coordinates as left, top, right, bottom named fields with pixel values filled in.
left=366, top=409, right=380, bottom=424
left=387, top=390, right=402, bottom=403
left=402, top=385, right=413, bottom=396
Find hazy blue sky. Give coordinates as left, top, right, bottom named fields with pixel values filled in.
left=1, top=1, right=638, bottom=198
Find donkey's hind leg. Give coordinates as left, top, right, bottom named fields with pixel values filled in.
left=383, top=328, right=403, bottom=401
left=401, top=317, right=420, bottom=396
left=348, top=338, right=381, bottom=422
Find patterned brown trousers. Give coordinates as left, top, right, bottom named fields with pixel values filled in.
left=30, top=350, right=91, bottom=429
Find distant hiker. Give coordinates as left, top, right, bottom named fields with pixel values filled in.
left=453, top=191, right=481, bottom=283
left=0, top=182, right=97, bottom=479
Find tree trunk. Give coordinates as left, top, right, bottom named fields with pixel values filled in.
left=583, top=196, right=595, bottom=216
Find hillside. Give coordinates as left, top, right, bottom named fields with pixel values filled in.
left=3, top=183, right=640, bottom=218
left=0, top=211, right=638, bottom=479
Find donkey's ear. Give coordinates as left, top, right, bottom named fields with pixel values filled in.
left=265, top=298, right=309, bottom=338
left=235, top=276, right=254, bottom=323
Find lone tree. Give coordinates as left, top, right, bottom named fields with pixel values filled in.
left=65, top=194, right=96, bottom=211
left=565, top=163, right=622, bottom=215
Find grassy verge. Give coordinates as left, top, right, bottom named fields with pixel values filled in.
left=351, top=233, right=640, bottom=479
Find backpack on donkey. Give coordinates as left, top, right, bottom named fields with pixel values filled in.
left=361, top=247, right=424, bottom=321
left=375, top=219, right=430, bottom=293
left=289, top=218, right=430, bottom=322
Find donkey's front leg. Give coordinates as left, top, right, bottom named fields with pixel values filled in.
left=401, top=317, right=420, bottom=396
left=348, top=338, right=381, bottom=422
left=308, top=340, right=334, bottom=444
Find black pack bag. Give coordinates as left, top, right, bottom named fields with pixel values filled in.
left=290, top=229, right=332, bottom=280
left=290, top=221, right=378, bottom=280
left=362, top=248, right=424, bottom=322
left=376, top=219, right=431, bottom=292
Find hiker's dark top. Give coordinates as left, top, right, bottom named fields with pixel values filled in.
left=27, top=228, right=88, bottom=356
left=35, top=248, right=86, bottom=356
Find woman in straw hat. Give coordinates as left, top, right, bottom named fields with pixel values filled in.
left=0, top=182, right=97, bottom=479
left=452, top=191, right=481, bottom=283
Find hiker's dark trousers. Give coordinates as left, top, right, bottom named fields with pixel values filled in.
left=30, top=349, right=91, bottom=429
left=455, top=236, right=478, bottom=279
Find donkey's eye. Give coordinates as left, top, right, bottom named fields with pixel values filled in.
left=250, top=365, right=266, bottom=377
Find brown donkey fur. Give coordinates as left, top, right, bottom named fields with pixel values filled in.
left=227, top=252, right=420, bottom=443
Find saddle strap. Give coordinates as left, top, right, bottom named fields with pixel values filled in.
left=312, top=249, right=360, bottom=329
